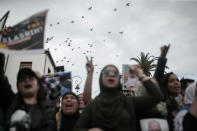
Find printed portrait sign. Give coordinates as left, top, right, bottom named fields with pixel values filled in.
left=140, top=118, right=169, bottom=131
left=122, top=64, right=140, bottom=96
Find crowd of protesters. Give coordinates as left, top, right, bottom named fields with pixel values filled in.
left=0, top=43, right=197, bottom=131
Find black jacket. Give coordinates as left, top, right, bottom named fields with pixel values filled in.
left=5, top=94, right=56, bottom=131
left=0, top=75, right=56, bottom=131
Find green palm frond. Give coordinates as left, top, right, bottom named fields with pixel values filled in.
left=130, top=52, right=164, bottom=77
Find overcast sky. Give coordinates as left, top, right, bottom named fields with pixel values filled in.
left=1, top=0, right=197, bottom=97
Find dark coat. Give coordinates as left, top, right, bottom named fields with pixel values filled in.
left=183, top=112, right=197, bottom=131
left=74, top=80, right=163, bottom=131
left=0, top=74, right=56, bottom=131
left=4, top=93, right=57, bottom=131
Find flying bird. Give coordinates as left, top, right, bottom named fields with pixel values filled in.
left=71, top=20, right=74, bottom=24
left=49, top=24, right=52, bottom=27
left=90, top=28, right=93, bottom=31
left=65, top=38, right=70, bottom=43
left=113, top=8, right=117, bottom=11
left=82, top=16, right=84, bottom=19
left=126, top=3, right=130, bottom=6
left=57, top=22, right=60, bottom=24
left=88, top=6, right=92, bottom=10
left=119, top=31, right=124, bottom=34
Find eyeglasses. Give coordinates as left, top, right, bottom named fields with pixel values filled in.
left=102, top=70, right=119, bottom=77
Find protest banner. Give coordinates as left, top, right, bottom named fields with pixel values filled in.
left=0, top=10, right=48, bottom=50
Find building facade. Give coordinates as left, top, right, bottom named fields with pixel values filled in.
left=4, top=50, right=56, bottom=92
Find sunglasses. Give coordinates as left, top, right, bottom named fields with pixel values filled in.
left=102, top=70, right=119, bottom=77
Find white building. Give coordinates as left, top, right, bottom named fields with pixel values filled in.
left=4, top=50, right=56, bottom=92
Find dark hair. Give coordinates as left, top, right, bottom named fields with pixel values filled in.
left=162, top=72, right=180, bottom=98
left=163, top=72, right=174, bottom=90
left=99, top=64, right=122, bottom=92
left=180, top=78, right=194, bottom=90
left=62, top=91, right=80, bottom=105
left=17, top=68, right=37, bottom=82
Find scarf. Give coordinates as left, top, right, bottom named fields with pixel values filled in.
left=94, top=85, right=124, bottom=129
left=60, top=111, right=80, bottom=131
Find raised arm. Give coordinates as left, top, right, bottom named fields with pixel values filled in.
left=83, top=56, right=94, bottom=104
left=153, top=44, right=170, bottom=85
left=153, top=44, right=170, bottom=98
left=126, top=65, right=163, bottom=110
left=0, top=52, right=15, bottom=110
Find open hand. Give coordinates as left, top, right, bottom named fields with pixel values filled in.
left=126, top=64, right=144, bottom=78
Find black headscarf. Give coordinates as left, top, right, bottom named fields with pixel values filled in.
left=94, top=65, right=124, bottom=129
left=60, top=91, right=80, bottom=131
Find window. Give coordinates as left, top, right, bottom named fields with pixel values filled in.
left=48, top=68, right=51, bottom=73
left=20, top=62, right=32, bottom=69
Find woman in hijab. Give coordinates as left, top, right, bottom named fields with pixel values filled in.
left=58, top=91, right=80, bottom=131
left=74, top=64, right=163, bottom=131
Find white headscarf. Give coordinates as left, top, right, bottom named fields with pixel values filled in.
left=184, top=82, right=196, bottom=104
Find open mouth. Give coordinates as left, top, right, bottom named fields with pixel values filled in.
left=173, top=86, right=181, bottom=92
left=174, top=86, right=180, bottom=90
left=66, top=103, right=73, bottom=108
left=24, top=84, right=32, bottom=89
left=108, top=78, right=115, bottom=84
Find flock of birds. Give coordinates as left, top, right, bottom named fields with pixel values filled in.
left=45, top=1, right=133, bottom=75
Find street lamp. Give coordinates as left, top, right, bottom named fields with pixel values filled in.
left=72, top=76, right=82, bottom=94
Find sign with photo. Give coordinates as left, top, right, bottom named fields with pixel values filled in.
left=122, top=64, right=143, bottom=96
left=140, top=118, right=169, bottom=131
